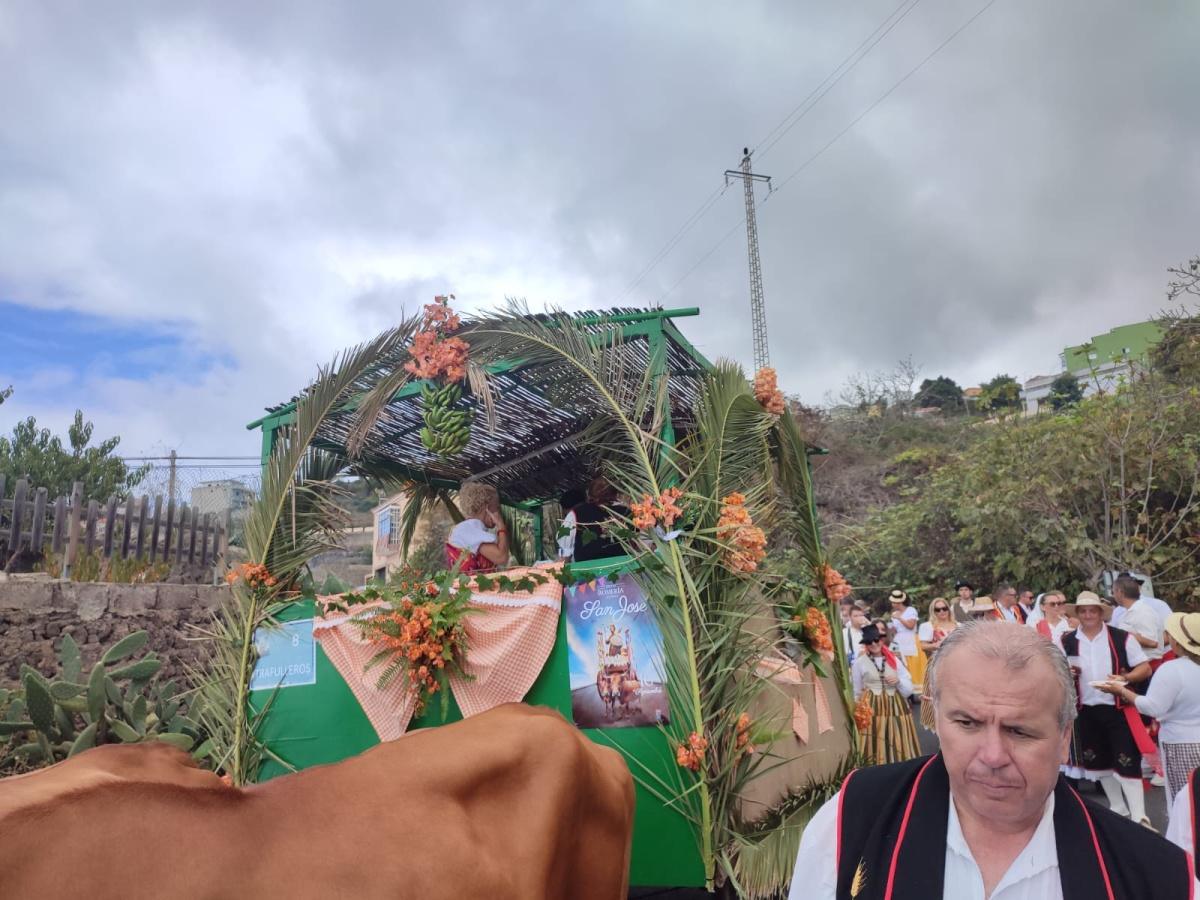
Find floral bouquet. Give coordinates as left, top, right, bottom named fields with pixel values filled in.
left=778, top=581, right=836, bottom=676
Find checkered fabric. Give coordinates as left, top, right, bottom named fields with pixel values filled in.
left=1162, top=740, right=1200, bottom=808
left=754, top=654, right=835, bottom=744
left=312, top=566, right=563, bottom=742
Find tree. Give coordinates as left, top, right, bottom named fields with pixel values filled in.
left=979, top=374, right=1021, bottom=413
left=0, top=410, right=148, bottom=499
left=915, top=376, right=964, bottom=412
left=0, top=385, right=11, bottom=406
left=1047, top=372, right=1084, bottom=410
left=834, top=356, right=921, bottom=417
left=1152, top=255, right=1200, bottom=383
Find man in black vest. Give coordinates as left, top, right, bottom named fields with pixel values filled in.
left=1059, top=591, right=1152, bottom=827
left=788, top=620, right=1195, bottom=899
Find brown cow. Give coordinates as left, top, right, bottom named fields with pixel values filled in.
left=0, top=703, right=635, bottom=900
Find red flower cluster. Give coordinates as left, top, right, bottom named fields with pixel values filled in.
left=821, top=565, right=852, bottom=603
left=735, top=712, right=755, bottom=755
left=753, top=367, right=786, bottom=416
left=629, top=486, right=685, bottom=531
left=675, top=731, right=709, bottom=772
left=802, top=606, right=835, bottom=658
left=405, top=295, right=469, bottom=382
left=225, top=562, right=276, bottom=590
left=717, top=492, right=767, bottom=574
left=853, top=693, right=873, bottom=731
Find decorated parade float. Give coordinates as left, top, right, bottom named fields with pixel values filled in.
left=219, top=301, right=856, bottom=897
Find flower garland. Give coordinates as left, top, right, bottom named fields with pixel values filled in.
left=342, top=568, right=475, bottom=718
left=716, top=492, right=767, bottom=574
left=753, top=367, right=786, bottom=416
left=853, top=692, right=873, bottom=731
left=407, top=295, right=472, bottom=458
left=779, top=582, right=836, bottom=675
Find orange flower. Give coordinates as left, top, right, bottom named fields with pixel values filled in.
left=753, top=367, right=787, bottom=416
left=821, top=565, right=852, bottom=603
left=803, top=607, right=835, bottom=656
left=735, top=712, right=755, bottom=754
left=225, top=562, right=276, bottom=590
left=717, top=493, right=766, bottom=574
left=405, top=296, right=470, bottom=382
left=655, top=486, right=684, bottom=528
left=675, top=731, right=709, bottom=772
left=853, top=693, right=873, bottom=731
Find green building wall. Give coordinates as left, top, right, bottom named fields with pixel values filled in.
left=1062, top=320, right=1163, bottom=371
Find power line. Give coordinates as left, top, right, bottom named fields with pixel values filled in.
left=661, top=0, right=1001, bottom=301
left=751, top=0, right=924, bottom=161
left=615, top=0, right=926, bottom=306
left=768, top=0, right=1001, bottom=199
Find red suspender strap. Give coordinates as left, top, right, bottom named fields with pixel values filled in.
left=1191, top=768, right=1198, bottom=868
left=1069, top=787, right=1116, bottom=900
left=883, top=755, right=939, bottom=900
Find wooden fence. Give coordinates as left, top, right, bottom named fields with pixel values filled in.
left=0, top=476, right=230, bottom=579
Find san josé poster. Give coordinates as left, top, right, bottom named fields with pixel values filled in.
left=565, top=573, right=670, bottom=728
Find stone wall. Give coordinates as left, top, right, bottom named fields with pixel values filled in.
left=0, top=577, right=231, bottom=688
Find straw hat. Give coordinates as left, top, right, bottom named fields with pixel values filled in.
left=969, top=595, right=995, bottom=614
left=888, top=589, right=909, bottom=605
left=1165, top=612, right=1200, bottom=657
left=1063, top=590, right=1112, bottom=621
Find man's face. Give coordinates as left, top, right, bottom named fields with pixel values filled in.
left=1077, top=605, right=1102, bottom=630
left=935, top=650, right=1069, bottom=832
left=957, top=586, right=972, bottom=602
left=998, top=587, right=1017, bottom=608
left=850, top=608, right=868, bottom=628
left=840, top=603, right=852, bottom=625
left=1019, top=590, right=1034, bottom=609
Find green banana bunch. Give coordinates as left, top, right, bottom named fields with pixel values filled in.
left=420, top=380, right=471, bottom=458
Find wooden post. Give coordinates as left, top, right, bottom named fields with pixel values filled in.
left=150, top=495, right=163, bottom=563
left=163, top=498, right=177, bottom=563
left=120, top=496, right=134, bottom=560
left=50, top=495, right=67, bottom=554
left=135, top=496, right=148, bottom=559
left=102, top=495, right=118, bottom=559
left=84, top=499, right=100, bottom=556
left=30, top=487, right=48, bottom=556
left=199, top=512, right=212, bottom=566
left=187, top=506, right=199, bottom=564
left=218, top=508, right=232, bottom=573
left=8, top=477, right=28, bottom=555
left=175, top=503, right=188, bottom=563
left=64, top=482, right=83, bottom=579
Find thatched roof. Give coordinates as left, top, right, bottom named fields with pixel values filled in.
left=248, top=308, right=712, bottom=507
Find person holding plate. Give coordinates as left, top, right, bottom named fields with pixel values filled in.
left=1058, top=591, right=1153, bottom=828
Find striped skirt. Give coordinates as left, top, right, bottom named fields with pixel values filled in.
left=858, top=690, right=922, bottom=766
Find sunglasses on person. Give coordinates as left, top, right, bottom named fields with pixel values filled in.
left=863, top=638, right=882, bottom=645
left=932, top=605, right=950, bottom=613
left=1044, top=600, right=1065, bottom=608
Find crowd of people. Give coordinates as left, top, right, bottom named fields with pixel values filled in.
left=834, top=572, right=1200, bottom=873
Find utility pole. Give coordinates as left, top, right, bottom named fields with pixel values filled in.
left=167, top=450, right=177, bottom=503
left=725, top=148, right=772, bottom=371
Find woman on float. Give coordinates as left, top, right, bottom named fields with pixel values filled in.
left=445, top=482, right=510, bottom=574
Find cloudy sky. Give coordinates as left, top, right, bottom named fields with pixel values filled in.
left=1, top=0, right=1197, bottom=460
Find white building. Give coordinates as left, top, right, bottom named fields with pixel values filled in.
left=1020, top=359, right=1140, bottom=416
left=190, top=479, right=256, bottom=518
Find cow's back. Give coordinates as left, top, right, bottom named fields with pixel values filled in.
left=0, top=704, right=634, bottom=900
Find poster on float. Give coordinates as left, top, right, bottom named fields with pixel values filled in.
left=565, top=573, right=670, bottom=729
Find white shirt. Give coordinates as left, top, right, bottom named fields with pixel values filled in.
left=1133, top=657, right=1200, bottom=744
left=1110, top=605, right=1127, bottom=629
left=556, top=509, right=577, bottom=558
left=999, top=603, right=1022, bottom=624
left=789, top=790, right=1064, bottom=899
left=1145, top=594, right=1173, bottom=628
left=1166, top=784, right=1193, bottom=853
left=447, top=518, right=497, bottom=554
left=852, top=652, right=914, bottom=699
left=892, top=606, right=919, bottom=656
left=844, top=625, right=864, bottom=661
left=1032, top=618, right=1071, bottom=643
left=790, top=788, right=1200, bottom=899
left=1121, top=598, right=1164, bottom=660
left=1061, top=625, right=1149, bottom=707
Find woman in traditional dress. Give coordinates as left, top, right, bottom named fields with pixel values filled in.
left=1033, top=590, right=1072, bottom=642
left=852, top=623, right=921, bottom=765
left=445, top=482, right=510, bottom=573
left=1098, top=611, right=1200, bottom=813
left=888, top=590, right=925, bottom=693
left=917, top=597, right=958, bottom=655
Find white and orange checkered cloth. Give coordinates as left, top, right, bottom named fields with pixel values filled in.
left=755, top=654, right=835, bottom=744
left=312, top=566, right=563, bottom=741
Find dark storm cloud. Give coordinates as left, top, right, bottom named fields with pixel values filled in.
left=0, top=0, right=1196, bottom=452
